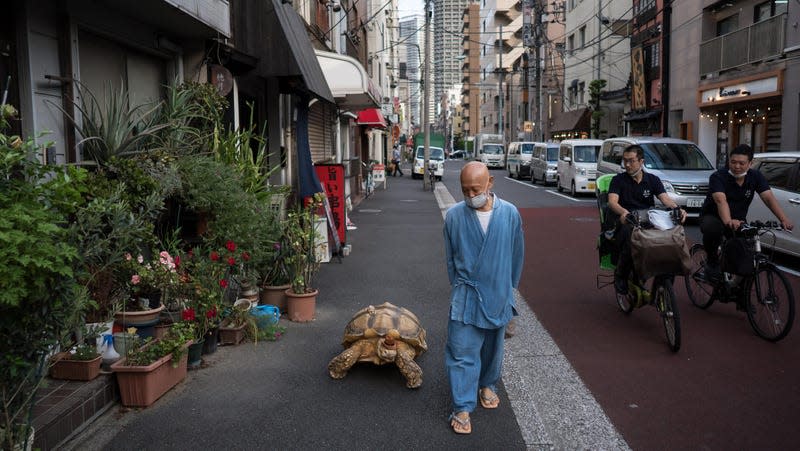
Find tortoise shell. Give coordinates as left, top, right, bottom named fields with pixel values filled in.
left=342, top=302, right=428, bottom=354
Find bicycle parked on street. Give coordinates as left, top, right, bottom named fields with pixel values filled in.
left=596, top=175, right=682, bottom=352
left=685, top=221, right=796, bottom=342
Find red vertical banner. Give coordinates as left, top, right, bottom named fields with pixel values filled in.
left=314, top=164, right=346, bottom=244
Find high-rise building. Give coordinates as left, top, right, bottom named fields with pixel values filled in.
left=433, top=0, right=470, bottom=131
left=399, top=16, right=423, bottom=129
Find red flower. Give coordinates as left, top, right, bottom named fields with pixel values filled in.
left=227, top=257, right=236, bottom=266
left=242, top=251, right=251, bottom=261
left=182, top=308, right=196, bottom=321
left=226, top=240, right=236, bottom=252
left=219, top=279, right=228, bottom=288
left=210, top=251, right=219, bottom=261
left=174, top=255, right=181, bottom=268
left=206, top=307, right=218, bottom=318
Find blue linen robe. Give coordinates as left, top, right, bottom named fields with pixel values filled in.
left=443, top=194, right=524, bottom=329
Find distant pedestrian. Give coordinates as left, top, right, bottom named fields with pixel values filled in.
left=392, top=146, right=404, bottom=176
left=443, top=162, right=524, bottom=434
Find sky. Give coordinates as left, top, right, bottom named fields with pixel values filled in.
left=397, top=0, right=425, bottom=17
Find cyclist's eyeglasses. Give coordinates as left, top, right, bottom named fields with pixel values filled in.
left=622, top=158, right=641, bottom=165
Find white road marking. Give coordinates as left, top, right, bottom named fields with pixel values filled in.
left=504, top=176, right=539, bottom=188
left=547, top=190, right=595, bottom=202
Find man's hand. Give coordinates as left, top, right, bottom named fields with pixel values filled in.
left=781, top=219, right=794, bottom=231
left=726, top=219, right=743, bottom=230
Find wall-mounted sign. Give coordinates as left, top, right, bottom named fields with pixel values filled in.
left=700, top=76, right=779, bottom=105
left=210, top=64, right=233, bottom=97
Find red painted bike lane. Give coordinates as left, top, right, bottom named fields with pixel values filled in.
left=518, top=206, right=800, bottom=450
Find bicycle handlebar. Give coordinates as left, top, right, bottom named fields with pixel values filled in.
left=736, top=220, right=786, bottom=237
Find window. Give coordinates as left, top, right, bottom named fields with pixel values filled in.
left=755, top=0, right=787, bottom=22
left=579, top=26, right=586, bottom=48
left=716, top=14, right=739, bottom=36
left=758, top=161, right=796, bottom=190
left=578, top=82, right=585, bottom=105
left=568, top=35, right=575, bottom=53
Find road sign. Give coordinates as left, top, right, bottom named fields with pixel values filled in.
left=524, top=121, right=534, bottom=132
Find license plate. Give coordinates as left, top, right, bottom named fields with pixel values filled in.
left=587, top=182, right=596, bottom=191
left=687, top=197, right=704, bottom=208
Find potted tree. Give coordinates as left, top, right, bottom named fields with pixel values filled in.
left=283, top=193, right=325, bottom=322
left=110, top=321, right=195, bottom=407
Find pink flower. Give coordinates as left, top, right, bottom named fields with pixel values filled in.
left=226, top=240, right=236, bottom=252
left=137, top=255, right=144, bottom=264
left=131, top=275, right=141, bottom=285
left=125, top=253, right=132, bottom=261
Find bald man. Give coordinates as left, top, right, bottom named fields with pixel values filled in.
left=443, top=162, right=524, bottom=434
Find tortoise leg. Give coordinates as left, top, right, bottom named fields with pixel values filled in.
left=395, top=343, right=422, bottom=388
left=328, top=341, right=366, bottom=379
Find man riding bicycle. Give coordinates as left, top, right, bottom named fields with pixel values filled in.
left=607, top=145, right=687, bottom=295
left=700, top=144, right=794, bottom=280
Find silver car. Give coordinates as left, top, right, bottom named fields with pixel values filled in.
left=749, top=152, right=800, bottom=257
left=596, top=137, right=715, bottom=217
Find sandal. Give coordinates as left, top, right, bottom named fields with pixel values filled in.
left=479, top=388, right=500, bottom=409
left=449, top=411, right=471, bottom=434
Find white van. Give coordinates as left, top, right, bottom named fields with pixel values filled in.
left=531, top=142, right=559, bottom=185
left=412, top=146, right=445, bottom=180
left=506, top=141, right=536, bottom=179
left=556, top=139, right=603, bottom=196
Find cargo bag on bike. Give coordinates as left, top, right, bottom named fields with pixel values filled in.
left=630, top=225, right=692, bottom=279
left=721, top=237, right=755, bottom=275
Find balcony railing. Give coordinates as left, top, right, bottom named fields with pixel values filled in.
left=699, top=13, right=785, bottom=76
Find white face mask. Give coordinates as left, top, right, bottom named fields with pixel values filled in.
left=728, top=170, right=746, bottom=179
left=626, top=167, right=642, bottom=177
left=465, top=191, right=488, bottom=209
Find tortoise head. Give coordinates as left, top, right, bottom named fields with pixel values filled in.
left=376, top=329, right=401, bottom=362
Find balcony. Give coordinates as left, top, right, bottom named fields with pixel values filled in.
left=699, top=13, right=785, bottom=76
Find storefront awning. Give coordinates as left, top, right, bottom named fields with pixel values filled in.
left=315, top=50, right=380, bottom=110
left=623, top=110, right=661, bottom=122
left=550, top=108, right=591, bottom=133
left=357, top=109, right=387, bottom=128
left=235, top=0, right=333, bottom=103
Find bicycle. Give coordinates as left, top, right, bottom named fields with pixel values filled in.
left=595, top=175, right=682, bottom=352
left=684, top=221, right=796, bottom=342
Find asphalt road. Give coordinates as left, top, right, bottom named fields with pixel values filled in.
left=441, top=159, right=800, bottom=449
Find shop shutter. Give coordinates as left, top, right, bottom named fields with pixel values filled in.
left=308, top=102, right=332, bottom=162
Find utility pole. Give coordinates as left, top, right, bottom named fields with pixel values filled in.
left=422, top=0, right=432, bottom=190
left=498, top=25, right=504, bottom=138
left=534, top=1, right=542, bottom=141
left=596, top=0, right=602, bottom=81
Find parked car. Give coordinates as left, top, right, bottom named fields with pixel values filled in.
left=531, top=142, right=559, bottom=185
left=556, top=139, right=603, bottom=196
left=749, top=151, right=800, bottom=257
left=596, top=137, right=715, bottom=217
left=412, top=146, right=445, bottom=180
left=506, top=141, right=536, bottom=179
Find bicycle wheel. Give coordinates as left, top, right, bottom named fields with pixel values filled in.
left=655, top=279, right=681, bottom=352
left=745, top=265, right=795, bottom=342
left=685, top=243, right=715, bottom=309
left=616, top=291, right=634, bottom=314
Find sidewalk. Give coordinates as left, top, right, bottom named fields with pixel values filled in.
left=63, top=169, right=627, bottom=450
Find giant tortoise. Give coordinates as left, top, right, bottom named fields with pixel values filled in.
left=327, top=302, right=428, bottom=388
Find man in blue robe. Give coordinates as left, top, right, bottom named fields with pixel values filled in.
left=443, top=162, right=524, bottom=434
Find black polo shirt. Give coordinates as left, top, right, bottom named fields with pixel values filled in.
left=609, top=171, right=667, bottom=210
left=701, top=168, right=770, bottom=220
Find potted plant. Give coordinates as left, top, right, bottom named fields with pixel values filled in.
left=110, top=321, right=195, bottom=407
left=115, top=249, right=182, bottom=327
left=283, top=193, right=325, bottom=322
left=49, top=343, right=102, bottom=382
left=218, top=303, right=258, bottom=346
left=0, top=114, right=87, bottom=449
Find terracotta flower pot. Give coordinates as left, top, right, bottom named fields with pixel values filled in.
left=285, top=288, right=318, bottom=322
left=110, top=340, right=192, bottom=407
left=49, top=353, right=102, bottom=381
left=219, top=323, right=245, bottom=346
left=260, top=284, right=290, bottom=313
left=114, top=305, right=165, bottom=327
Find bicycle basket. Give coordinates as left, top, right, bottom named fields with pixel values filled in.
left=630, top=225, right=692, bottom=279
